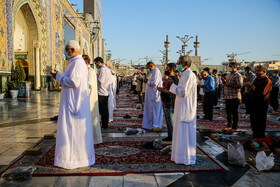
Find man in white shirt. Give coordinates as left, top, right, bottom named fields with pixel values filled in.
left=94, top=57, right=111, bottom=129
left=50, top=40, right=95, bottom=169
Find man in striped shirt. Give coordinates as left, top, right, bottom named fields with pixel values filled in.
left=224, top=62, right=243, bottom=130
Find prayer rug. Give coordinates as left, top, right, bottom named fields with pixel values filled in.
left=197, top=119, right=280, bottom=130
left=103, top=120, right=167, bottom=133
left=0, top=137, right=226, bottom=176
left=114, top=110, right=144, bottom=117
left=207, top=136, right=280, bottom=172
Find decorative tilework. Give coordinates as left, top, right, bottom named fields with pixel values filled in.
left=13, top=0, right=49, bottom=75
left=0, top=0, right=7, bottom=70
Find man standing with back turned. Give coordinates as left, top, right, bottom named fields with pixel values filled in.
left=94, top=57, right=112, bottom=129
left=50, top=40, right=95, bottom=169
left=83, top=55, right=103, bottom=144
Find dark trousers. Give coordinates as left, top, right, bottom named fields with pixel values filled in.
left=243, top=92, right=251, bottom=114
left=213, top=88, right=218, bottom=106
left=225, top=98, right=240, bottom=129
left=270, top=87, right=279, bottom=110
left=203, top=91, right=214, bottom=121
left=250, top=101, right=269, bottom=138
left=98, top=95, right=109, bottom=129
left=217, top=85, right=222, bottom=99
left=141, top=93, right=145, bottom=108
left=163, top=106, right=174, bottom=138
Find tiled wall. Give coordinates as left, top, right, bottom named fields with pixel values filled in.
left=0, top=0, right=92, bottom=90
left=0, top=0, right=7, bottom=71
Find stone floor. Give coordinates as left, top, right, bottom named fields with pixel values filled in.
left=0, top=90, right=279, bottom=187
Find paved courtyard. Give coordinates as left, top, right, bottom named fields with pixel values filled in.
left=0, top=90, right=279, bottom=187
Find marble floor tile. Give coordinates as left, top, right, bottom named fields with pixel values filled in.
left=0, top=148, right=26, bottom=157
left=123, top=174, right=157, bottom=187
left=155, top=173, right=185, bottom=187
left=89, top=175, right=123, bottom=187
left=54, top=176, right=91, bottom=187
left=0, top=156, right=18, bottom=165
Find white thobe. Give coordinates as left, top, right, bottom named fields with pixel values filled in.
left=55, top=55, right=95, bottom=169
left=169, top=68, right=197, bottom=165
left=88, top=66, right=103, bottom=145
left=108, top=75, right=114, bottom=122
left=112, top=75, right=117, bottom=110
left=142, top=68, right=163, bottom=129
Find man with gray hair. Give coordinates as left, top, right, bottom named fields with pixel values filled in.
left=50, top=40, right=95, bottom=169
left=161, top=56, right=197, bottom=165
left=244, top=65, right=272, bottom=138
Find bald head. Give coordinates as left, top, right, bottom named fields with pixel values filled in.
left=201, top=70, right=209, bottom=79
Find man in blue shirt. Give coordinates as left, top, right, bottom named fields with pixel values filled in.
left=271, top=71, right=280, bottom=111
left=199, top=70, right=216, bottom=121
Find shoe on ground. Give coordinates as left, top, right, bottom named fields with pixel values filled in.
left=152, top=127, right=162, bottom=132
left=162, top=136, right=172, bottom=141
left=123, top=114, right=131, bottom=119
left=50, top=115, right=58, bottom=121
left=142, top=142, right=155, bottom=149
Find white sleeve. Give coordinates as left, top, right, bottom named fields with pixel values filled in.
left=169, top=72, right=195, bottom=97
left=147, top=70, right=161, bottom=87
left=56, top=62, right=82, bottom=88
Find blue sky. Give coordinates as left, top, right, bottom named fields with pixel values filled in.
left=69, top=0, right=280, bottom=66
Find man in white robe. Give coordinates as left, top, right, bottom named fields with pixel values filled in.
left=50, top=40, right=95, bottom=169
left=108, top=68, right=115, bottom=122
left=83, top=55, right=103, bottom=145
left=169, top=56, right=197, bottom=165
left=112, top=71, right=117, bottom=110
left=142, top=61, right=163, bottom=130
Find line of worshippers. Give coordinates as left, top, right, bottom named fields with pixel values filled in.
left=50, top=40, right=118, bottom=169
left=197, top=63, right=275, bottom=139
left=50, top=40, right=198, bottom=169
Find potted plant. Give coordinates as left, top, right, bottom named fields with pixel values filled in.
left=0, top=92, right=5, bottom=100
left=7, top=80, right=19, bottom=99
left=13, top=61, right=32, bottom=98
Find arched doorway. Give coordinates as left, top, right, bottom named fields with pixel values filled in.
left=14, top=3, right=39, bottom=88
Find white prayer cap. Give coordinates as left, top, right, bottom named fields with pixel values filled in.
left=112, top=70, right=116, bottom=75
left=66, top=40, right=80, bottom=50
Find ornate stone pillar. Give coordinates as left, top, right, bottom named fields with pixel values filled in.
left=35, top=42, right=41, bottom=90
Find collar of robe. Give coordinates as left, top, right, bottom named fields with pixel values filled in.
left=70, top=55, right=82, bottom=62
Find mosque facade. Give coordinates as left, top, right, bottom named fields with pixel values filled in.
left=0, top=0, right=105, bottom=92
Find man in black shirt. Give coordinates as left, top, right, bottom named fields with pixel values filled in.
left=157, top=63, right=179, bottom=141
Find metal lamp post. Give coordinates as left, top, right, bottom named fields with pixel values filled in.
left=176, top=35, right=193, bottom=56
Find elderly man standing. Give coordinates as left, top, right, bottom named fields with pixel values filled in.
left=50, top=40, right=95, bottom=169
left=94, top=57, right=111, bottom=129
left=245, top=65, right=272, bottom=138
left=162, top=56, right=197, bottom=165
left=83, top=55, right=103, bottom=145
left=142, top=61, right=163, bottom=131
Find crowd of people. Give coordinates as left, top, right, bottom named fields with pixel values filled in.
left=50, top=40, right=279, bottom=170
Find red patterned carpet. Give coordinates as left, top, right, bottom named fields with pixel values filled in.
left=0, top=137, right=225, bottom=176
left=197, top=119, right=280, bottom=130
